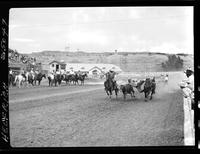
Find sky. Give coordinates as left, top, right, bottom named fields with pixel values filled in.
left=9, top=7, right=193, bottom=54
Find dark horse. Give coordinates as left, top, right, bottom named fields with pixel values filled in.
left=62, top=74, right=70, bottom=85
left=78, top=73, right=87, bottom=85
left=137, top=77, right=156, bottom=101
left=27, top=73, right=35, bottom=86
left=104, top=78, right=119, bottom=98
left=34, top=73, right=46, bottom=86
left=54, top=74, right=63, bottom=86
left=68, top=74, right=79, bottom=85
left=9, top=73, right=16, bottom=87
left=48, top=74, right=63, bottom=87
left=120, top=84, right=135, bottom=100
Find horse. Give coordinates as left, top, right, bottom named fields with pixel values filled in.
left=69, top=74, right=79, bottom=85
left=54, top=74, right=63, bottom=86
left=137, top=77, right=156, bottom=101
left=47, top=74, right=55, bottom=86
left=34, top=73, right=46, bottom=86
left=14, top=74, right=27, bottom=88
left=78, top=73, right=87, bottom=85
left=27, top=72, right=35, bottom=86
left=120, top=84, right=135, bottom=100
left=62, top=74, right=71, bottom=85
left=104, top=78, right=119, bottom=99
left=9, top=73, right=15, bottom=87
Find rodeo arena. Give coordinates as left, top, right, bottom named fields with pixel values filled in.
left=8, top=49, right=195, bottom=147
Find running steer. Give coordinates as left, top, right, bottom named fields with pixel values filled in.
left=120, top=84, right=135, bottom=100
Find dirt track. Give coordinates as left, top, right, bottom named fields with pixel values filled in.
left=9, top=72, right=185, bottom=147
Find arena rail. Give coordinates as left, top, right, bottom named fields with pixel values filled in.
left=181, top=86, right=195, bottom=145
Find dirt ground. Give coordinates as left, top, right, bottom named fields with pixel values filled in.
left=9, top=72, right=185, bottom=147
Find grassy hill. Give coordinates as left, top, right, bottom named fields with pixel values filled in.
left=26, top=51, right=193, bottom=72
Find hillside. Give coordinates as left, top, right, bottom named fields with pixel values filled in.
left=26, top=51, right=193, bottom=72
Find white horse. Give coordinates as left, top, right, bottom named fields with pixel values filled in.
left=14, top=74, right=27, bottom=88
left=47, top=73, right=55, bottom=86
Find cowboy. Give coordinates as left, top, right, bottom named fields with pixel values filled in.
left=30, top=68, right=34, bottom=74
left=56, top=69, right=60, bottom=75
left=70, top=69, right=75, bottom=75
left=107, top=69, right=116, bottom=81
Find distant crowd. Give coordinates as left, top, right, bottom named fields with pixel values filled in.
left=9, top=48, right=37, bottom=65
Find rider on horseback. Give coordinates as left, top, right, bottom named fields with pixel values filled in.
left=106, top=69, right=116, bottom=89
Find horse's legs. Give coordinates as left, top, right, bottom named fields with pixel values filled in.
left=115, top=89, right=118, bottom=98
left=109, top=90, right=112, bottom=99
left=124, top=93, right=126, bottom=100
left=144, top=92, right=148, bottom=101
left=150, top=90, right=154, bottom=100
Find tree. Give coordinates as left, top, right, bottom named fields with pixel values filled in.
left=161, top=54, right=183, bottom=71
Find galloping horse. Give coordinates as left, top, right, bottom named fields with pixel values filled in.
left=104, top=78, right=119, bottom=99
left=137, top=77, right=156, bottom=101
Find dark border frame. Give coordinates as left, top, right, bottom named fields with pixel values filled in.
left=0, top=0, right=199, bottom=151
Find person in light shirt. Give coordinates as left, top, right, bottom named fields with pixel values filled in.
left=184, top=67, right=194, bottom=92
left=56, top=69, right=60, bottom=75
left=70, top=70, right=75, bottom=75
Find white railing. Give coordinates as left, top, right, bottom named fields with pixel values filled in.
left=179, top=82, right=195, bottom=145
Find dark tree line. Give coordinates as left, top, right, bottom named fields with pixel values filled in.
left=161, top=54, right=184, bottom=70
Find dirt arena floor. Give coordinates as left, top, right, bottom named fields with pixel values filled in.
left=9, top=72, right=185, bottom=147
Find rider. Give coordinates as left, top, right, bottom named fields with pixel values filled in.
left=30, top=68, right=34, bottom=74
left=70, top=69, right=75, bottom=75
left=35, top=69, right=39, bottom=75
left=9, top=69, right=13, bottom=75
left=107, top=69, right=116, bottom=89
left=56, top=69, right=60, bottom=75
left=107, top=69, right=115, bottom=81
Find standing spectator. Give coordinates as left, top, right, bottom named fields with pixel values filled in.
left=164, top=74, right=169, bottom=83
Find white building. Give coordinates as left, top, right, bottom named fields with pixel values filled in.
left=49, top=61, right=122, bottom=77
left=49, top=60, right=66, bottom=73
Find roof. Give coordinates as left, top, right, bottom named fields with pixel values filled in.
left=49, top=60, right=66, bottom=65
left=65, top=63, right=122, bottom=73
left=88, top=66, right=104, bottom=73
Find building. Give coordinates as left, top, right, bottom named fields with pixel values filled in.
left=48, top=60, right=122, bottom=77
left=49, top=60, right=66, bottom=72
left=65, top=63, right=122, bottom=78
